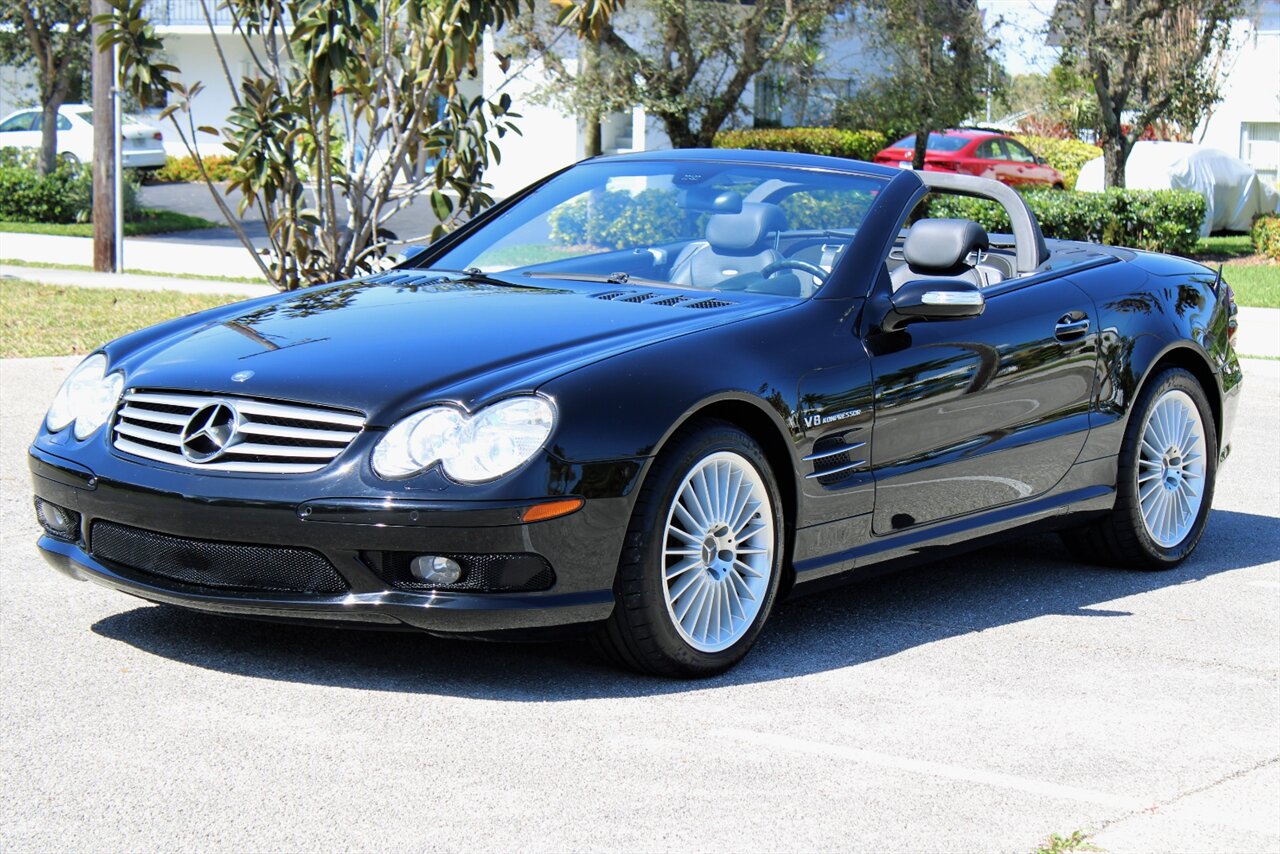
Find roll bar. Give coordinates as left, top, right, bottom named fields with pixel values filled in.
left=915, top=172, right=1049, bottom=273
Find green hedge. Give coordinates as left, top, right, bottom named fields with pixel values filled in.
left=929, top=188, right=1206, bottom=256
left=0, top=146, right=140, bottom=224
left=713, top=128, right=887, bottom=163
left=1252, top=214, right=1280, bottom=261
left=143, top=154, right=237, bottom=184
left=1012, top=135, right=1101, bottom=190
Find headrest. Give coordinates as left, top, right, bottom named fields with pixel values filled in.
left=904, top=218, right=989, bottom=271
left=706, top=202, right=787, bottom=254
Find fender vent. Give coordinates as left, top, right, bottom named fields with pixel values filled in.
left=803, top=429, right=868, bottom=486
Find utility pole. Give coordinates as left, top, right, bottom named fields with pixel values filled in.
left=91, top=0, right=116, bottom=273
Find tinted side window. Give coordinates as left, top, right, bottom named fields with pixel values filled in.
left=56, top=115, right=71, bottom=130
left=0, top=113, right=37, bottom=132
left=975, top=140, right=999, bottom=158
left=1006, top=141, right=1037, bottom=163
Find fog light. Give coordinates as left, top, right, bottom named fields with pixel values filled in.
left=409, top=555, right=462, bottom=585
left=34, top=498, right=81, bottom=542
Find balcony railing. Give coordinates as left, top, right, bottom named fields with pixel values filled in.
left=141, top=0, right=240, bottom=27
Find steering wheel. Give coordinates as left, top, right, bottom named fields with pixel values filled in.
left=761, top=258, right=830, bottom=283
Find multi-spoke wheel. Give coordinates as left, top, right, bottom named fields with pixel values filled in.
left=661, top=451, right=774, bottom=653
left=1136, top=389, right=1207, bottom=548
left=598, top=420, right=783, bottom=676
left=1062, top=368, right=1217, bottom=569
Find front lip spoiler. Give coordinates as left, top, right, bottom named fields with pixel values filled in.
left=37, top=536, right=615, bottom=634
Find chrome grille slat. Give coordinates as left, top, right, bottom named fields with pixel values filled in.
left=118, top=406, right=188, bottom=426
left=113, top=389, right=366, bottom=475
left=804, top=459, right=867, bottom=480
left=113, top=437, right=326, bottom=474
left=115, top=421, right=183, bottom=447
left=236, top=422, right=358, bottom=443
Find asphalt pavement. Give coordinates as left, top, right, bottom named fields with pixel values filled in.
left=1, top=357, right=1277, bottom=852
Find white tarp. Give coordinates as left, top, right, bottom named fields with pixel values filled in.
left=1076, top=141, right=1280, bottom=235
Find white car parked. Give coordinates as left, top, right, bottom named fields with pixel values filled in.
left=0, top=104, right=167, bottom=170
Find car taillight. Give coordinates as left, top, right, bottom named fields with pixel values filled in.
left=152, top=132, right=162, bottom=140
left=929, top=159, right=959, bottom=172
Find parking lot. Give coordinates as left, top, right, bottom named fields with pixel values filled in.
left=2, top=355, right=1277, bottom=853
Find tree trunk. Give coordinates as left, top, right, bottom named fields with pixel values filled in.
left=1102, top=142, right=1125, bottom=189
left=38, top=101, right=59, bottom=176
left=91, top=0, right=116, bottom=272
left=912, top=126, right=929, bottom=171
left=584, top=111, right=602, bottom=157
left=661, top=113, right=698, bottom=149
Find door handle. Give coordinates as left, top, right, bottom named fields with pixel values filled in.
left=1055, top=315, right=1090, bottom=340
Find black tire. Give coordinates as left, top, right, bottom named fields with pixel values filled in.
left=596, top=419, right=784, bottom=677
left=1062, top=368, right=1217, bottom=569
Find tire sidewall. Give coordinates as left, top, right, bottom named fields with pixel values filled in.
left=1121, top=368, right=1218, bottom=565
left=633, top=424, right=784, bottom=675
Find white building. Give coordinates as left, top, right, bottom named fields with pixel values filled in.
left=0, top=1, right=875, bottom=197
left=1196, top=0, right=1280, bottom=188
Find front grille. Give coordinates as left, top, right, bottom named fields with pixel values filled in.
left=90, top=521, right=349, bottom=594
left=369, top=552, right=555, bottom=593
left=112, top=389, right=365, bottom=474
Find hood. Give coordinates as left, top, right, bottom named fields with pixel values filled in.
left=111, top=273, right=787, bottom=423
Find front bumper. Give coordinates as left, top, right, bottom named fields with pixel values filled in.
left=30, top=448, right=628, bottom=635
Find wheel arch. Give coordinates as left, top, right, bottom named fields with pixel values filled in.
left=649, top=394, right=801, bottom=597
left=1134, top=343, right=1222, bottom=446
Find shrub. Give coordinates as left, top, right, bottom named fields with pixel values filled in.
left=713, top=128, right=887, bottom=163
left=1013, top=135, right=1101, bottom=190
left=929, top=188, right=1206, bottom=256
left=1251, top=214, right=1280, bottom=261
left=145, top=154, right=237, bottom=184
left=0, top=153, right=142, bottom=224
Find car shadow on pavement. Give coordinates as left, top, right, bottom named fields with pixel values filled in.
left=91, top=508, right=1279, bottom=699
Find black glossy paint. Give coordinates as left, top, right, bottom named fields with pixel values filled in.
left=29, top=149, right=1242, bottom=636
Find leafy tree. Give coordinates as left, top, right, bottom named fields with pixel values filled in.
left=845, top=0, right=992, bottom=167
left=510, top=0, right=849, bottom=150
left=1051, top=0, right=1243, bottom=188
left=0, top=2, right=92, bottom=175
left=96, top=0, right=618, bottom=290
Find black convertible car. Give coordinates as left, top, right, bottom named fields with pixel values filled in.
left=30, top=150, right=1242, bottom=676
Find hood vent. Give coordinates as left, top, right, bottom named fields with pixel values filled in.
left=591, top=290, right=734, bottom=309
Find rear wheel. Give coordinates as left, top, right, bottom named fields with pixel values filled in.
left=597, top=420, right=783, bottom=677
left=1062, top=368, right=1217, bottom=569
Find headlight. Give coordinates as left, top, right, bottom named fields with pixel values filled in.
left=45, top=354, right=126, bottom=440
left=372, top=396, right=555, bottom=483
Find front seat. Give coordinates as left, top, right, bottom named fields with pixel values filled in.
left=890, top=218, right=991, bottom=291
left=670, top=202, right=787, bottom=287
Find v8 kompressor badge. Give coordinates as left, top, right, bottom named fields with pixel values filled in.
left=801, top=408, right=862, bottom=429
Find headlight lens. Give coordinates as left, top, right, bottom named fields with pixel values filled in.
left=372, top=396, right=555, bottom=482
left=45, top=354, right=126, bottom=439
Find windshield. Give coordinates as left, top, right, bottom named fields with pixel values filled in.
left=891, top=134, right=970, bottom=152
left=431, top=160, right=887, bottom=297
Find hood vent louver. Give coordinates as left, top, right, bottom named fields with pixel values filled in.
left=591, top=290, right=735, bottom=309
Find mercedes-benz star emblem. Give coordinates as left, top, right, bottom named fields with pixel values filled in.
left=180, top=403, right=240, bottom=463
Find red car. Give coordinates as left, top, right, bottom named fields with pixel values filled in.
left=874, top=129, right=1065, bottom=188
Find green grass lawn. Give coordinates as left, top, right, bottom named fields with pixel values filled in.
left=1222, top=262, right=1280, bottom=309
left=1194, top=234, right=1255, bottom=259
left=0, top=209, right=218, bottom=238
left=1, top=279, right=242, bottom=358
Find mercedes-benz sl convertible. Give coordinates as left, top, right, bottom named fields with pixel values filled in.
left=30, top=150, right=1242, bottom=676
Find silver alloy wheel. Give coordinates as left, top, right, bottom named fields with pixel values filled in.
left=1137, top=388, right=1208, bottom=548
left=661, top=450, right=775, bottom=653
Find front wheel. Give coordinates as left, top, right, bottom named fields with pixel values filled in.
left=1062, top=368, right=1217, bottom=569
left=597, top=420, right=783, bottom=677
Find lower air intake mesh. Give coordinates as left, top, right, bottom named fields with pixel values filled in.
left=90, top=521, right=348, bottom=594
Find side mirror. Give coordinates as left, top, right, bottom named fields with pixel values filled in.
left=882, top=279, right=985, bottom=331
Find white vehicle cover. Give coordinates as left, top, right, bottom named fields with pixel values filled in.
left=1076, top=141, right=1280, bottom=235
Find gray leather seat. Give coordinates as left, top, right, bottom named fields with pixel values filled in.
left=890, top=218, right=991, bottom=291
left=670, top=202, right=787, bottom=287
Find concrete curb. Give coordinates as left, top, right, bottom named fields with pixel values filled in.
left=1, top=263, right=275, bottom=298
